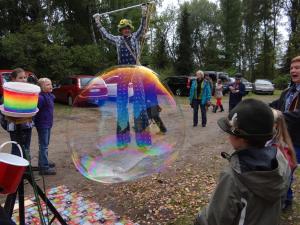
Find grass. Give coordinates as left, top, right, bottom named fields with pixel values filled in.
left=244, top=89, right=282, bottom=99
left=175, top=89, right=282, bottom=106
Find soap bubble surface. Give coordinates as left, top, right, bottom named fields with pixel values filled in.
left=67, top=65, right=184, bottom=183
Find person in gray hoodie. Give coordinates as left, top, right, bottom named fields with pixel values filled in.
left=194, top=99, right=290, bottom=225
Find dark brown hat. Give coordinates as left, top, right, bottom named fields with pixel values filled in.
left=218, top=99, right=274, bottom=139
left=235, top=73, right=242, bottom=79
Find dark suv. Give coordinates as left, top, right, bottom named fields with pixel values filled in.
left=163, top=76, right=190, bottom=96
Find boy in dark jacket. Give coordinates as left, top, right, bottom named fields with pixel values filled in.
left=194, top=99, right=290, bottom=225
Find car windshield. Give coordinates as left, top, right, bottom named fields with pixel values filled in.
left=80, top=77, right=93, bottom=87
left=241, top=78, right=249, bottom=83
left=256, top=79, right=272, bottom=85
left=3, top=73, right=11, bottom=82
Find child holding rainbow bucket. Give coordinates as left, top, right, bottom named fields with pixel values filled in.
left=1, top=68, right=33, bottom=158
left=34, top=78, right=56, bottom=175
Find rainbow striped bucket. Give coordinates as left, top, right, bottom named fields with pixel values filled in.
left=0, top=82, right=40, bottom=117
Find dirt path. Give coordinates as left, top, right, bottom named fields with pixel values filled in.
left=0, top=94, right=299, bottom=224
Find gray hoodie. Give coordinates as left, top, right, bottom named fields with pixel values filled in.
left=195, top=146, right=290, bottom=225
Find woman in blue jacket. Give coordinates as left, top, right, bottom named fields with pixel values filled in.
left=189, top=70, right=211, bottom=127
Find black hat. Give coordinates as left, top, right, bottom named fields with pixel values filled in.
left=235, top=73, right=242, bottom=79
left=217, top=99, right=274, bottom=139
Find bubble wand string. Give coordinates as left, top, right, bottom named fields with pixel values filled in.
left=93, top=1, right=156, bottom=18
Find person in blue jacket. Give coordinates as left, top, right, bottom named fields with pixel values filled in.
left=189, top=70, right=211, bottom=127
left=228, top=73, right=246, bottom=112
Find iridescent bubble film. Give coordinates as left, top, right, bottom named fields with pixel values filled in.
left=67, top=65, right=184, bottom=183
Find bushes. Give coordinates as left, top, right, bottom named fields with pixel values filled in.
left=273, top=75, right=290, bottom=90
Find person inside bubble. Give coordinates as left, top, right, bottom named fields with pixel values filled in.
left=144, top=77, right=167, bottom=135
left=94, top=4, right=151, bottom=150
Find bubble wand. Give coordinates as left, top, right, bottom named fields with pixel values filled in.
left=93, top=1, right=156, bottom=18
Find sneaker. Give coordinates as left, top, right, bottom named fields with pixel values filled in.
left=39, top=168, right=56, bottom=175
left=48, top=161, right=56, bottom=168
left=118, top=144, right=128, bottom=151
left=137, top=146, right=148, bottom=153
left=282, top=200, right=293, bottom=212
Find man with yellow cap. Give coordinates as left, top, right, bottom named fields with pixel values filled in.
left=94, top=4, right=148, bottom=65
left=94, top=5, right=151, bottom=150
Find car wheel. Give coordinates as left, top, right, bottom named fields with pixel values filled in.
left=175, top=89, right=182, bottom=96
left=270, top=92, right=274, bottom=95
left=67, top=95, right=73, bottom=106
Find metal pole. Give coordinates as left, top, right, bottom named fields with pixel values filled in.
left=93, top=1, right=155, bottom=18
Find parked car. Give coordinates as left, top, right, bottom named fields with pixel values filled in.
left=0, top=69, right=37, bottom=102
left=163, top=76, right=190, bottom=96
left=204, top=71, right=230, bottom=83
left=103, top=75, right=134, bottom=98
left=52, top=75, right=108, bottom=106
left=253, top=79, right=274, bottom=95
left=223, top=77, right=253, bottom=95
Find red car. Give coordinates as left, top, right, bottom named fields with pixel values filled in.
left=52, top=75, right=108, bottom=106
left=0, top=69, right=37, bottom=101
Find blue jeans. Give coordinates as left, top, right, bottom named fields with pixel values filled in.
left=286, top=172, right=294, bottom=204
left=192, top=99, right=207, bottom=126
left=9, top=128, right=32, bottom=159
left=36, top=128, right=51, bottom=169
left=294, top=145, right=300, bottom=164
left=285, top=145, right=300, bottom=204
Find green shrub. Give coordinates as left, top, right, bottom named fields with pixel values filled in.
left=273, top=75, right=290, bottom=90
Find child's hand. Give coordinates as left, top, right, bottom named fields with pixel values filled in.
left=6, top=116, right=32, bottom=124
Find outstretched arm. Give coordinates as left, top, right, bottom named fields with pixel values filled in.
left=94, top=15, right=119, bottom=45
left=134, top=4, right=148, bottom=40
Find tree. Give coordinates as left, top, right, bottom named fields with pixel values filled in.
left=175, top=3, right=193, bottom=75
left=188, top=0, right=221, bottom=68
left=284, top=0, right=300, bottom=71
left=219, top=0, right=242, bottom=68
left=242, top=0, right=261, bottom=80
left=150, top=11, right=173, bottom=69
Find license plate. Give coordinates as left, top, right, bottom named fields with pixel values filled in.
left=90, top=89, right=100, bottom=93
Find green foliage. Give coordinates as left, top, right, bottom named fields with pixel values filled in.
left=188, top=0, right=221, bottom=68
left=0, top=23, right=47, bottom=71
left=175, top=3, right=193, bottom=75
left=219, top=0, right=242, bottom=67
left=284, top=0, right=300, bottom=71
left=254, top=37, right=276, bottom=80
left=0, top=0, right=296, bottom=82
left=273, top=75, right=290, bottom=90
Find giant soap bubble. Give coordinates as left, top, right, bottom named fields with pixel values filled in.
left=67, top=65, right=184, bottom=183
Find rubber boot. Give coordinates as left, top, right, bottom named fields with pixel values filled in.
left=220, top=105, right=224, bottom=112
left=213, top=105, right=218, bottom=113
